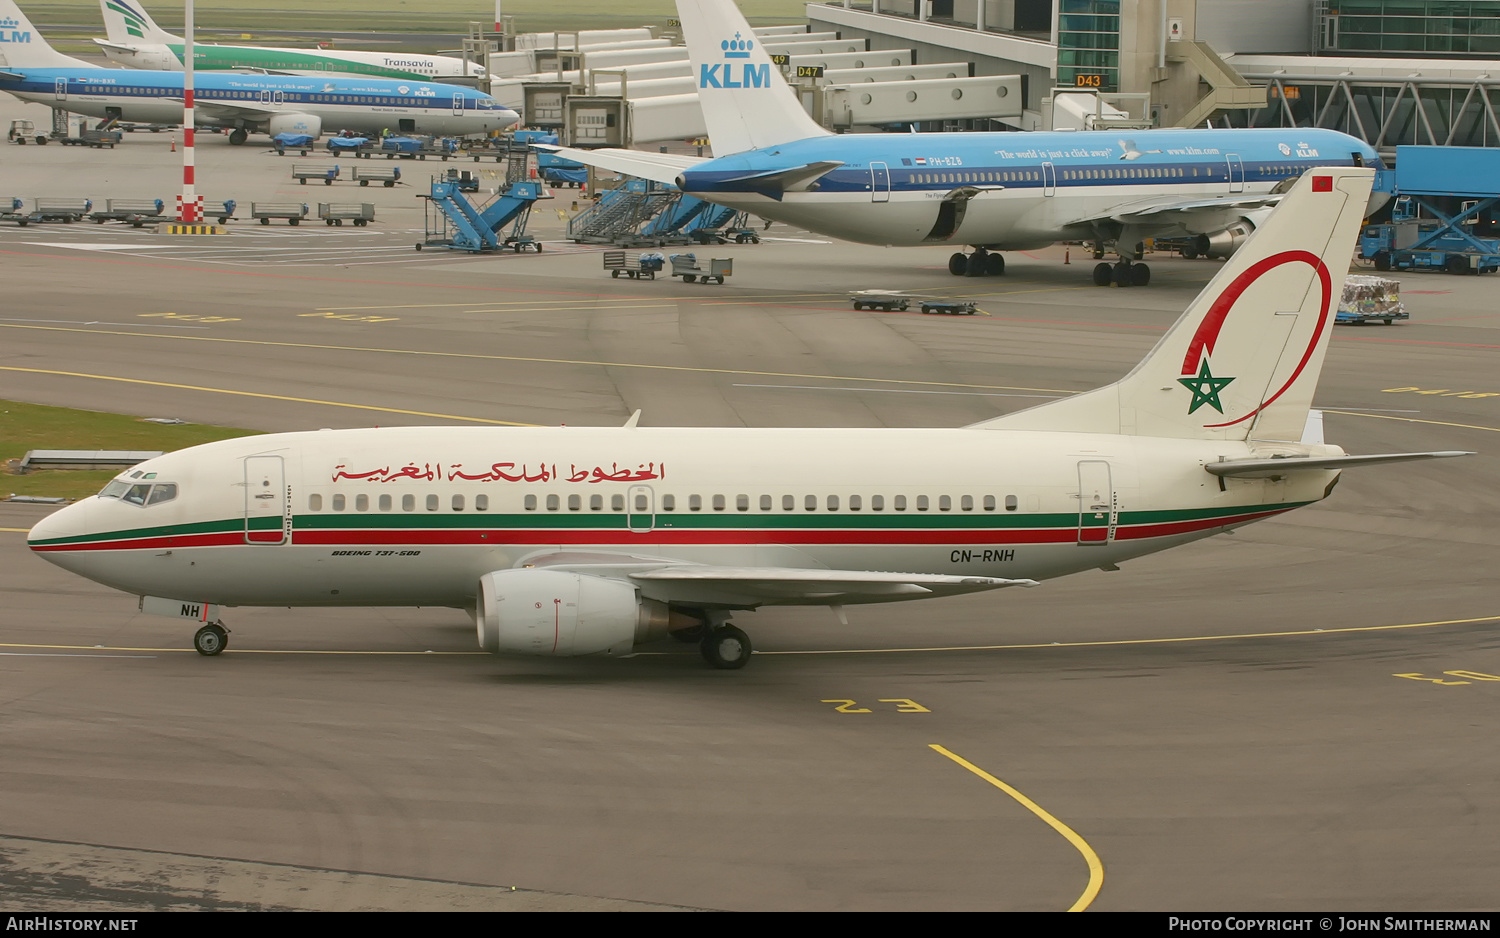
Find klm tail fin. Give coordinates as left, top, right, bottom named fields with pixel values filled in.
left=677, top=0, right=829, bottom=154
left=99, top=0, right=177, bottom=44
left=0, top=0, right=92, bottom=67
left=974, top=167, right=1376, bottom=443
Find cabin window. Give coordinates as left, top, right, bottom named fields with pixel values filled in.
left=916, top=495, right=930, bottom=511
left=760, top=495, right=773, bottom=511
left=590, top=494, right=603, bottom=511
left=689, top=494, right=702, bottom=511
left=827, top=495, right=839, bottom=511
left=805, top=494, right=818, bottom=511
left=475, top=494, right=488, bottom=512
left=453, top=494, right=465, bottom=511
left=712, top=494, right=726, bottom=511
left=635, top=493, right=648, bottom=511
left=524, top=494, right=537, bottom=510
left=426, top=494, right=439, bottom=511
left=332, top=494, right=346, bottom=511
left=783, top=494, right=795, bottom=511
left=661, top=494, right=675, bottom=511
left=355, top=494, right=369, bottom=511
left=850, top=495, right=862, bottom=511
left=1005, top=495, right=1019, bottom=511
left=380, top=494, right=393, bottom=511
left=613, top=494, right=625, bottom=511
left=983, top=495, right=996, bottom=511
left=737, top=494, right=750, bottom=512
left=871, top=495, right=884, bottom=511
left=894, top=495, right=906, bottom=511
left=961, top=495, right=973, bottom=511
left=399, top=494, right=414, bottom=511
left=546, top=494, right=559, bottom=511
left=939, top=495, right=951, bottom=511
left=568, top=494, right=581, bottom=511
left=309, top=494, right=323, bottom=511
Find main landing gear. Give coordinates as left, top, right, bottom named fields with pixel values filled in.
left=948, top=248, right=1005, bottom=277
left=193, top=622, right=229, bottom=656
left=1092, top=257, right=1151, bottom=287
left=669, top=612, right=753, bottom=669
left=228, top=128, right=248, bottom=146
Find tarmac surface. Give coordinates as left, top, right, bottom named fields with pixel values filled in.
left=1, top=99, right=1498, bottom=912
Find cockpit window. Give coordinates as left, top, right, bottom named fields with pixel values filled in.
left=99, top=480, right=130, bottom=499
left=121, top=484, right=152, bottom=506
left=146, top=483, right=178, bottom=506
left=101, top=481, right=178, bottom=506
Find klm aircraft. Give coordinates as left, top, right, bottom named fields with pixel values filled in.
left=0, top=0, right=516, bottom=144
left=549, top=0, right=1387, bottom=286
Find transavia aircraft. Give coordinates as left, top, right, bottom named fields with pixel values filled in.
left=545, top=0, right=1390, bottom=287
left=28, top=167, right=1469, bottom=670
left=0, top=0, right=515, bottom=143
left=94, top=0, right=487, bottom=82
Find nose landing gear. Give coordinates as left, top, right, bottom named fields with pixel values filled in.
left=193, top=622, right=229, bottom=656
left=948, top=249, right=1005, bottom=277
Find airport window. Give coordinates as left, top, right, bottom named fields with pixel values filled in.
left=661, top=494, right=675, bottom=511
left=917, top=495, right=930, bottom=511
left=524, top=494, right=537, bottom=510
left=850, top=495, right=861, bottom=511
left=568, top=494, right=581, bottom=511
left=828, top=495, right=839, bottom=511
left=939, top=495, right=951, bottom=512
left=546, top=494, right=559, bottom=511
left=712, top=494, right=726, bottom=511
left=590, top=494, right=603, bottom=511
left=333, top=494, right=346, bottom=511
left=613, top=494, right=625, bottom=511
left=783, top=494, right=795, bottom=510
left=309, top=494, right=322, bottom=511
left=894, top=495, right=906, bottom=511
left=961, top=495, right=973, bottom=511
left=356, top=494, right=369, bottom=511
left=1005, top=495, right=1019, bottom=511
left=453, top=494, right=464, bottom=511
left=760, top=494, right=773, bottom=511
left=426, top=494, right=439, bottom=511
left=475, top=495, right=488, bottom=512
left=689, top=494, right=702, bottom=511
left=380, top=494, right=392, bottom=511
left=805, top=494, right=817, bottom=511
left=871, top=495, right=884, bottom=511
left=737, top=494, right=750, bottom=511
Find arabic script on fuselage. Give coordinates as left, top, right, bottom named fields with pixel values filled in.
left=331, top=461, right=665, bottom=484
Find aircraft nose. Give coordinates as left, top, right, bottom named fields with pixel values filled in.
left=27, top=499, right=91, bottom=553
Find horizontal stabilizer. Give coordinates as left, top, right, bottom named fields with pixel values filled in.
left=534, top=144, right=704, bottom=187
left=631, top=566, right=1036, bottom=606
left=1206, top=450, right=1473, bottom=478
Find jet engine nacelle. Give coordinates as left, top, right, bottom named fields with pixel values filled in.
left=1192, top=219, right=1256, bottom=259
left=268, top=113, right=323, bottom=139
left=475, top=568, right=669, bottom=657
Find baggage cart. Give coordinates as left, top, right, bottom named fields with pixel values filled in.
left=352, top=164, right=402, bottom=188
left=442, top=168, right=479, bottom=192
left=200, top=199, right=238, bottom=224
left=920, top=300, right=978, bottom=316
left=669, top=254, right=731, bottom=283
left=251, top=202, right=308, bottom=225
left=317, top=202, right=375, bottom=227
left=0, top=197, right=37, bottom=226
left=272, top=133, right=315, bottom=156
left=603, top=250, right=661, bottom=279
left=90, top=199, right=165, bottom=227
left=326, top=135, right=373, bottom=157
left=59, top=129, right=121, bottom=148
left=848, top=290, right=911, bottom=312
left=33, top=198, right=92, bottom=222
left=292, top=163, right=340, bottom=186
left=1336, top=275, right=1408, bottom=326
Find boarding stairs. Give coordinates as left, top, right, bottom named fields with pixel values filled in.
left=567, top=178, right=679, bottom=245
left=420, top=177, right=545, bottom=252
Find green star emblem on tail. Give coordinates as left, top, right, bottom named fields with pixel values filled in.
left=1178, top=359, right=1235, bottom=415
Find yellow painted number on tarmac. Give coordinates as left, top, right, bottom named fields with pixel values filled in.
left=1392, top=671, right=1500, bottom=685
left=822, top=699, right=873, bottom=713
left=1383, top=387, right=1499, bottom=399
left=298, top=312, right=399, bottom=323
left=1444, top=670, right=1500, bottom=681
left=139, top=312, right=240, bottom=323
left=879, top=698, right=932, bottom=713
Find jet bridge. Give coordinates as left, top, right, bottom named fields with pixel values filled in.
left=820, top=75, right=1025, bottom=130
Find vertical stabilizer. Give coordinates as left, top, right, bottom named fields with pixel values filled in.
left=99, top=0, right=178, bottom=44
left=0, top=0, right=93, bottom=67
left=676, top=0, right=830, bottom=154
left=972, top=167, right=1375, bottom=442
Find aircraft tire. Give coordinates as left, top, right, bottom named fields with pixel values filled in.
left=948, top=253, right=967, bottom=276
left=1131, top=263, right=1151, bottom=287
left=965, top=253, right=987, bottom=277
left=1113, top=264, right=1134, bottom=287
left=194, top=623, right=228, bottom=657
left=1092, top=263, right=1112, bottom=286
left=228, top=129, right=247, bottom=146
left=985, top=253, right=1005, bottom=276
left=700, top=625, right=751, bottom=670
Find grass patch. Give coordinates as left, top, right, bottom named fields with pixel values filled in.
left=1, top=400, right=259, bottom=501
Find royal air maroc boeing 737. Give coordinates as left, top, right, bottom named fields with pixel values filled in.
left=0, top=0, right=515, bottom=144
left=27, top=167, right=1467, bottom=669
left=544, top=0, right=1389, bottom=287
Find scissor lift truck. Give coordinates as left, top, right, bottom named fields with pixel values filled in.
left=1360, top=146, right=1500, bottom=275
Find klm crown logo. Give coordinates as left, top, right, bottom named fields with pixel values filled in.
left=0, top=18, right=19, bottom=28
left=722, top=33, right=752, bottom=59
left=0, top=15, right=31, bottom=44
left=701, top=32, right=769, bottom=90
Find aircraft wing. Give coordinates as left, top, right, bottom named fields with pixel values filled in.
left=1063, top=192, right=1283, bottom=231
left=192, top=100, right=278, bottom=120
left=629, top=566, right=1037, bottom=606
left=1206, top=451, right=1473, bottom=478
left=535, top=144, right=705, bottom=186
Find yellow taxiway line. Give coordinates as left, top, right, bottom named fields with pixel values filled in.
left=930, top=744, right=1104, bottom=912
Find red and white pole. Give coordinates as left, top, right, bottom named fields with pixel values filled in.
left=494, top=0, right=502, bottom=33
left=177, top=0, right=202, bottom=223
